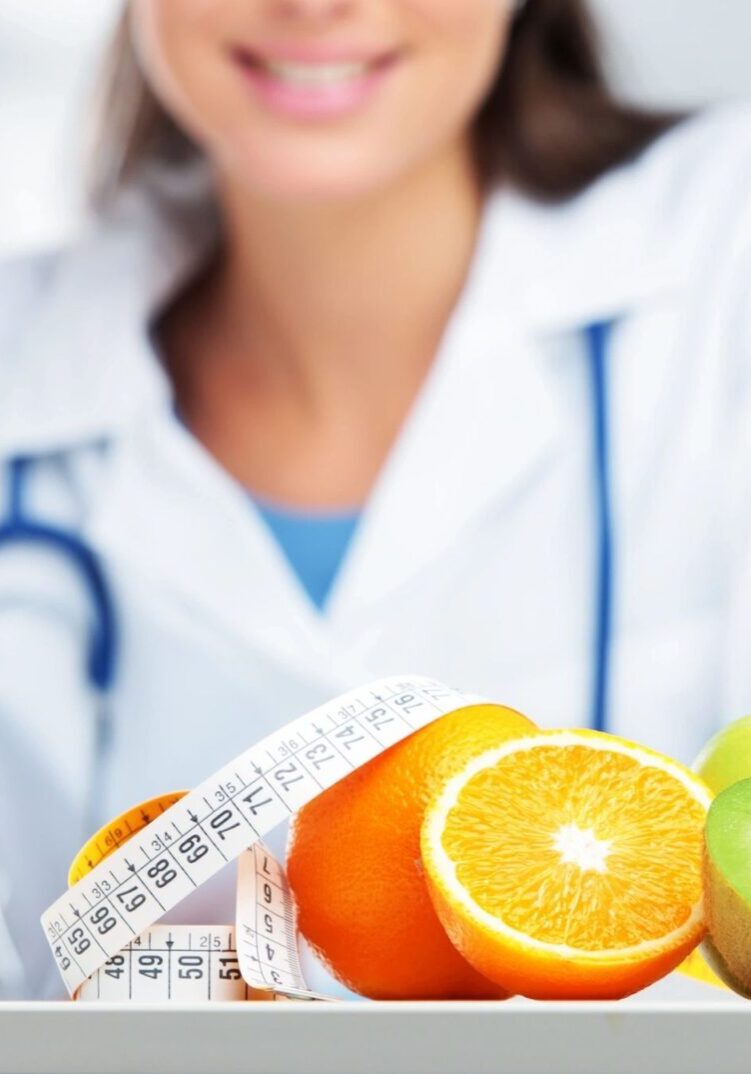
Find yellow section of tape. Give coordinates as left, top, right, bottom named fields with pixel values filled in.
left=676, top=945, right=729, bottom=991
left=67, top=795, right=313, bottom=1002
left=68, top=792, right=188, bottom=886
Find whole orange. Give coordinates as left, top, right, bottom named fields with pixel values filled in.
left=286, top=703, right=536, bottom=999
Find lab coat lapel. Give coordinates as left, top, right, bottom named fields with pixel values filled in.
left=86, top=412, right=347, bottom=689
left=328, top=328, right=561, bottom=624
left=326, top=171, right=684, bottom=626
left=327, top=219, right=561, bottom=624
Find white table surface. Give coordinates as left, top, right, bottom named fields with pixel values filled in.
left=0, top=972, right=747, bottom=1074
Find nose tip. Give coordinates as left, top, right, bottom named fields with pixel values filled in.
left=270, top=0, right=357, bottom=18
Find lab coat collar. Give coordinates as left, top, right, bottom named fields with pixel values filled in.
left=326, top=214, right=559, bottom=622
left=86, top=410, right=359, bottom=690
left=481, top=166, right=687, bottom=331
left=325, top=164, right=689, bottom=620
left=0, top=162, right=219, bottom=458
left=0, top=150, right=684, bottom=460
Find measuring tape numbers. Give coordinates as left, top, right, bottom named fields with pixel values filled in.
left=68, top=791, right=307, bottom=1002
left=42, top=676, right=484, bottom=1000
left=76, top=926, right=247, bottom=1002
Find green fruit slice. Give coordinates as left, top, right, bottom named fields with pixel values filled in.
left=695, top=716, right=751, bottom=795
left=703, top=777, right=751, bottom=997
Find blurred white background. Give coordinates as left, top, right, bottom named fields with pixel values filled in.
left=1, top=0, right=750, bottom=254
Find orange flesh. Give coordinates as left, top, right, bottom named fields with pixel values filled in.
left=442, top=745, right=706, bottom=950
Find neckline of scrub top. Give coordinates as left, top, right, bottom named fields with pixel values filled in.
left=172, top=402, right=362, bottom=610
left=252, top=494, right=363, bottom=611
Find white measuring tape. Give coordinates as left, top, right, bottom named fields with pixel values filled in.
left=42, top=676, right=484, bottom=1001
left=73, top=842, right=319, bottom=1002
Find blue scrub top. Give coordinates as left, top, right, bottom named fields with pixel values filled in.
left=254, top=495, right=362, bottom=610
left=173, top=408, right=360, bottom=610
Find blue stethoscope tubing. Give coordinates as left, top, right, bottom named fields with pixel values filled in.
left=0, top=456, right=118, bottom=834
left=586, top=320, right=615, bottom=735
left=0, top=321, right=616, bottom=805
left=0, top=457, right=118, bottom=693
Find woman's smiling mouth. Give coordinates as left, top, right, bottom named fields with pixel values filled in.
left=232, top=44, right=403, bottom=120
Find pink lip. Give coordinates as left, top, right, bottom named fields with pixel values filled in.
left=232, top=46, right=401, bottom=121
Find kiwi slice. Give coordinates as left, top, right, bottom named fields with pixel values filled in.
left=703, top=777, right=751, bottom=997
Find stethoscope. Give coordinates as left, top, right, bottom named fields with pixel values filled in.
left=0, top=320, right=615, bottom=821
left=0, top=456, right=118, bottom=836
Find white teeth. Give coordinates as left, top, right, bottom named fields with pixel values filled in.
left=263, top=59, right=371, bottom=85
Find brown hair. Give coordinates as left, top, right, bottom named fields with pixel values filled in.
left=91, top=0, right=681, bottom=207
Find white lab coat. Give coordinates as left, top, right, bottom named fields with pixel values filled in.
left=3, top=104, right=751, bottom=1000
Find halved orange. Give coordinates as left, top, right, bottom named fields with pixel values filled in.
left=287, top=704, right=535, bottom=999
left=420, top=729, right=712, bottom=1000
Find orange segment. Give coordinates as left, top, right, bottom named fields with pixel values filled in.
left=421, top=730, right=712, bottom=1000
left=443, top=743, right=705, bottom=949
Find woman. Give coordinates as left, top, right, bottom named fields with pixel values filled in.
left=1, top=0, right=751, bottom=999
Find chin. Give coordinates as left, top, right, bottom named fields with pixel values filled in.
left=254, top=172, right=399, bottom=204
left=221, top=138, right=419, bottom=205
